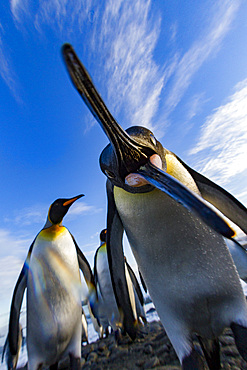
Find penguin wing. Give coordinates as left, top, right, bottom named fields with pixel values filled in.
left=139, top=269, right=148, bottom=293
left=106, top=180, right=137, bottom=339
left=125, top=260, right=145, bottom=306
left=176, top=155, right=247, bottom=235
left=8, top=239, right=35, bottom=355
left=225, top=238, right=247, bottom=281
left=93, top=246, right=101, bottom=287
left=71, top=234, right=100, bottom=322
left=138, top=161, right=234, bottom=239
left=70, top=233, right=96, bottom=289
left=1, top=335, right=7, bottom=362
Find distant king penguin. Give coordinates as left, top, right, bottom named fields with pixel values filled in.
left=7, top=194, right=96, bottom=370
left=93, top=229, right=137, bottom=337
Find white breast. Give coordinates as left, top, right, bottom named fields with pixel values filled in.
left=27, top=228, right=82, bottom=365
left=114, top=186, right=245, bottom=337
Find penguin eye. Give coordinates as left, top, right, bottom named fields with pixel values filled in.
left=105, top=170, right=115, bottom=179
left=150, top=134, right=157, bottom=146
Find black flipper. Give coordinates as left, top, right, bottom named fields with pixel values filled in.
left=137, top=162, right=235, bottom=239
left=93, top=245, right=101, bottom=287
left=1, top=334, right=7, bottom=363
left=70, top=233, right=96, bottom=291
left=197, top=336, right=221, bottom=370
left=71, top=234, right=99, bottom=322
left=231, top=322, right=247, bottom=361
left=177, top=155, right=247, bottom=235
left=139, top=269, right=148, bottom=293
left=8, top=239, right=35, bottom=356
left=8, top=265, right=27, bottom=356
left=125, top=260, right=145, bottom=306
left=182, top=347, right=206, bottom=369
left=106, top=180, right=137, bottom=340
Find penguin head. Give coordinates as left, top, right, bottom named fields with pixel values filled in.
left=47, top=194, right=84, bottom=225
left=100, top=228, right=107, bottom=243
left=100, top=126, right=166, bottom=193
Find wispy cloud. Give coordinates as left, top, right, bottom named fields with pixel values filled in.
left=164, top=0, right=241, bottom=114
left=4, top=0, right=242, bottom=133
left=33, top=0, right=93, bottom=35
left=0, top=23, right=21, bottom=102
left=68, top=202, right=101, bottom=217
left=0, top=255, right=25, bottom=326
left=4, top=201, right=100, bottom=226
left=169, top=22, right=178, bottom=44
left=92, top=0, right=241, bottom=137
left=92, top=0, right=164, bottom=132
left=186, top=93, right=208, bottom=121
left=10, top=0, right=29, bottom=23
left=4, top=205, right=46, bottom=226
left=189, top=78, right=247, bottom=187
left=0, top=229, right=30, bottom=325
left=0, top=228, right=29, bottom=252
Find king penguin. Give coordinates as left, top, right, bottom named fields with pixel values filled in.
left=125, top=258, right=147, bottom=325
left=62, top=44, right=247, bottom=369
left=94, top=229, right=137, bottom=337
left=7, top=194, right=97, bottom=370
left=81, top=307, right=88, bottom=345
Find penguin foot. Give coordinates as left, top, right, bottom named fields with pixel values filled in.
left=69, top=354, right=81, bottom=370
left=182, top=347, right=207, bottom=370
left=105, top=327, right=109, bottom=338
left=231, top=322, right=247, bottom=362
left=197, top=336, right=221, bottom=370
left=114, top=328, right=122, bottom=343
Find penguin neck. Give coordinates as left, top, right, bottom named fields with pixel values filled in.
left=40, top=219, right=67, bottom=241
left=43, top=217, right=63, bottom=229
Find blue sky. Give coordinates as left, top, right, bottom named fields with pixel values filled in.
left=0, top=0, right=247, bottom=329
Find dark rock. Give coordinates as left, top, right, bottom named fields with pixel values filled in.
left=87, top=351, right=98, bottom=362
left=222, top=345, right=239, bottom=356
left=98, top=342, right=107, bottom=352
left=220, top=335, right=235, bottom=345
left=143, top=355, right=160, bottom=368
left=136, top=358, right=145, bottom=367
left=144, top=344, right=153, bottom=355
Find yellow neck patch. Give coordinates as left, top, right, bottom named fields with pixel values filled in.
left=165, top=152, right=200, bottom=194
left=39, top=225, right=67, bottom=241
left=99, top=243, right=107, bottom=253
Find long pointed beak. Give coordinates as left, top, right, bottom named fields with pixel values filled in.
left=62, top=44, right=235, bottom=239
left=63, top=194, right=84, bottom=207
left=62, top=44, right=154, bottom=178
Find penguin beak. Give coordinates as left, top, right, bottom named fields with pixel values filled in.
left=63, top=194, right=84, bottom=207
left=62, top=44, right=235, bottom=239
left=62, top=44, right=155, bottom=179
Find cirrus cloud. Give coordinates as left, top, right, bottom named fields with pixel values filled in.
left=189, top=78, right=247, bottom=187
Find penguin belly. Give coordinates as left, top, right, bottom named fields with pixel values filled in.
left=114, top=186, right=247, bottom=340
left=27, top=229, right=82, bottom=367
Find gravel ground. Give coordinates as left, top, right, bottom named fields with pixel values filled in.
left=17, top=320, right=247, bottom=369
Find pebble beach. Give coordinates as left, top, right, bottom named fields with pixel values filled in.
left=15, top=320, right=247, bottom=369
